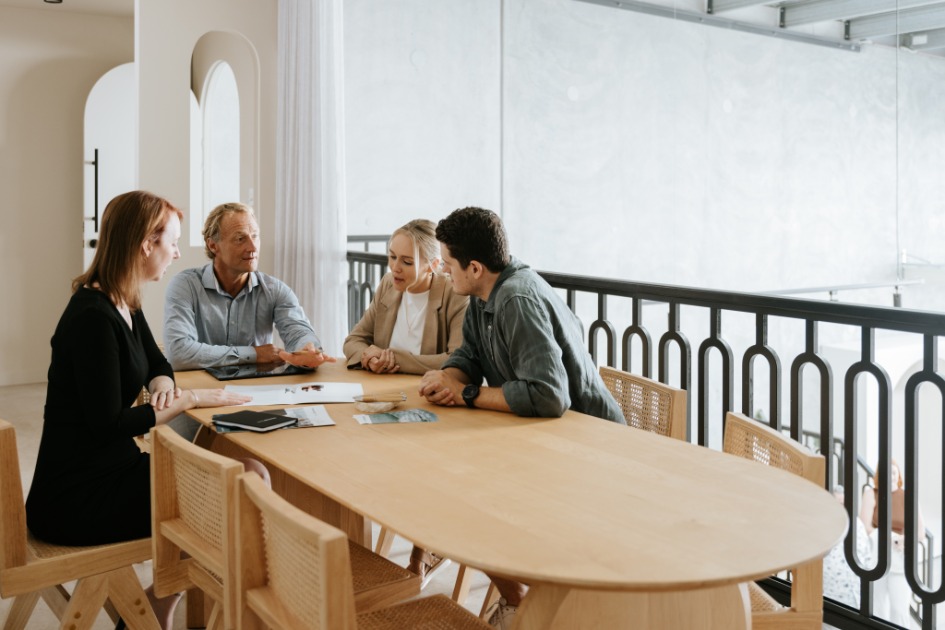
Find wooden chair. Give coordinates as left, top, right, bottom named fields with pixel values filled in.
left=722, top=411, right=826, bottom=630
left=151, top=425, right=419, bottom=628
left=0, top=419, right=159, bottom=630
left=150, top=424, right=243, bottom=630
left=599, top=366, right=687, bottom=441
left=234, top=471, right=490, bottom=630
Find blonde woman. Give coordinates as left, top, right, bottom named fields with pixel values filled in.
left=343, top=219, right=468, bottom=375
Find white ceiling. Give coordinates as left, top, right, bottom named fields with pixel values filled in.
left=0, top=0, right=132, bottom=17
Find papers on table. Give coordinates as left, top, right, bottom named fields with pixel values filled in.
left=224, top=382, right=363, bottom=405
left=213, top=405, right=336, bottom=433
left=354, top=408, right=438, bottom=425
left=275, top=405, right=336, bottom=428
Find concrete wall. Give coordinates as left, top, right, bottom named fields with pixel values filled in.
left=344, top=0, right=945, bottom=311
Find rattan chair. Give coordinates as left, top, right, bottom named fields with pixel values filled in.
left=722, top=411, right=826, bottom=630
left=151, top=425, right=419, bottom=628
left=599, top=366, right=687, bottom=441
left=150, top=424, right=243, bottom=630
left=234, top=471, right=489, bottom=630
left=0, top=419, right=159, bottom=630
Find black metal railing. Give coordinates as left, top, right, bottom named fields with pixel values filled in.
left=348, top=242, right=944, bottom=630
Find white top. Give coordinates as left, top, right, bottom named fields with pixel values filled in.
left=389, top=289, right=429, bottom=355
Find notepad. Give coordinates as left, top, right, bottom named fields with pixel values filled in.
left=212, top=410, right=298, bottom=433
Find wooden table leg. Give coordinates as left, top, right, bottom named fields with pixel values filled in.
left=515, top=583, right=751, bottom=630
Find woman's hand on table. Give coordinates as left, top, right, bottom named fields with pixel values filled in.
left=187, top=388, right=252, bottom=409
left=279, top=343, right=337, bottom=369
left=148, top=376, right=181, bottom=410
left=365, top=348, right=400, bottom=374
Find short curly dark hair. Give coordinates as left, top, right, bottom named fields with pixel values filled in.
left=435, top=207, right=510, bottom=273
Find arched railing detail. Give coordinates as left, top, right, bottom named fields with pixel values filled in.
left=844, top=327, right=892, bottom=615
left=789, top=320, right=833, bottom=483
left=621, top=298, right=652, bottom=378
left=589, top=293, right=617, bottom=367
left=697, top=307, right=734, bottom=447
left=741, top=313, right=782, bottom=431
left=903, top=335, right=945, bottom=629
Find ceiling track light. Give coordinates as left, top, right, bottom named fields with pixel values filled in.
left=44, top=0, right=63, bottom=4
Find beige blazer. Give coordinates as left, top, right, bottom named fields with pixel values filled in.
left=343, top=272, right=469, bottom=375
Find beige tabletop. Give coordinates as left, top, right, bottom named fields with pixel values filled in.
left=180, top=362, right=848, bottom=628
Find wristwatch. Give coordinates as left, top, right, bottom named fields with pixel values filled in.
left=462, top=383, right=480, bottom=409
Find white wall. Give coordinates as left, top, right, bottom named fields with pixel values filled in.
left=0, top=7, right=133, bottom=385
left=135, top=0, right=277, bottom=343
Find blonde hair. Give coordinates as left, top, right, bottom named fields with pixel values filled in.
left=389, top=219, right=439, bottom=269
left=203, top=202, right=255, bottom=259
left=73, top=191, right=182, bottom=311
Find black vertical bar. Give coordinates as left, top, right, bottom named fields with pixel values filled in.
left=93, top=148, right=99, bottom=233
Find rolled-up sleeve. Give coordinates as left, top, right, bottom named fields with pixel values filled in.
left=496, top=296, right=571, bottom=417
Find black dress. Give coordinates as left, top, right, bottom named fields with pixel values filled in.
left=26, top=287, right=174, bottom=545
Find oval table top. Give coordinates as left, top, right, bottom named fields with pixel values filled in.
left=180, top=363, right=848, bottom=593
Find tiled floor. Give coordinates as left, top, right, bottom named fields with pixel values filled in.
left=0, top=382, right=492, bottom=629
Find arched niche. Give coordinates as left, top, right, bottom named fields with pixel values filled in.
left=191, top=31, right=261, bottom=245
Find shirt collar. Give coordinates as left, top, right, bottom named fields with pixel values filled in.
left=482, top=256, right=526, bottom=313
left=200, top=263, right=258, bottom=297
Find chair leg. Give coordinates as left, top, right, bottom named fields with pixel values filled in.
left=39, top=585, right=72, bottom=620
left=479, top=581, right=500, bottom=619
left=103, top=598, right=120, bottom=625
left=185, top=588, right=207, bottom=628
left=2, top=591, right=39, bottom=630
left=60, top=573, right=110, bottom=630
left=205, top=601, right=224, bottom=630
left=374, top=526, right=394, bottom=556
left=106, top=566, right=161, bottom=630
left=452, top=563, right=473, bottom=605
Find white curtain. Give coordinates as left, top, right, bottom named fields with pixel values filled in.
left=275, top=0, right=347, bottom=355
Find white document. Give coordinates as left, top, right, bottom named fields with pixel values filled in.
left=224, top=382, right=364, bottom=405
left=277, top=405, right=336, bottom=428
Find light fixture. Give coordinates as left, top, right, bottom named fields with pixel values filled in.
left=44, top=0, right=63, bottom=4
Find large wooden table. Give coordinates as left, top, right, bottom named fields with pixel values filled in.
left=178, top=362, right=847, bottom=629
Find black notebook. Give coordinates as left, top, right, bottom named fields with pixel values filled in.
left=211, top=410, right=297, bottom=433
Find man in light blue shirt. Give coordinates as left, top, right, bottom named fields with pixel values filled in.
left=164, top=202, right=334, bottom=371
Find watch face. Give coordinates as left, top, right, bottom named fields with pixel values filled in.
left=463, top=384, right=479, bottom=401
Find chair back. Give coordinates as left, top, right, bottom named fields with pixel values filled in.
left=235, top=471, right=358, bottom=630
left=151, top=424, right=244, bottom=627
left=599, top=366, right=687, bottom=441
left=723, top=411, right=826, bottom=621
left=0, top=419, right=28, bottom=589
left=722, top=412, right=823, bottom=487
